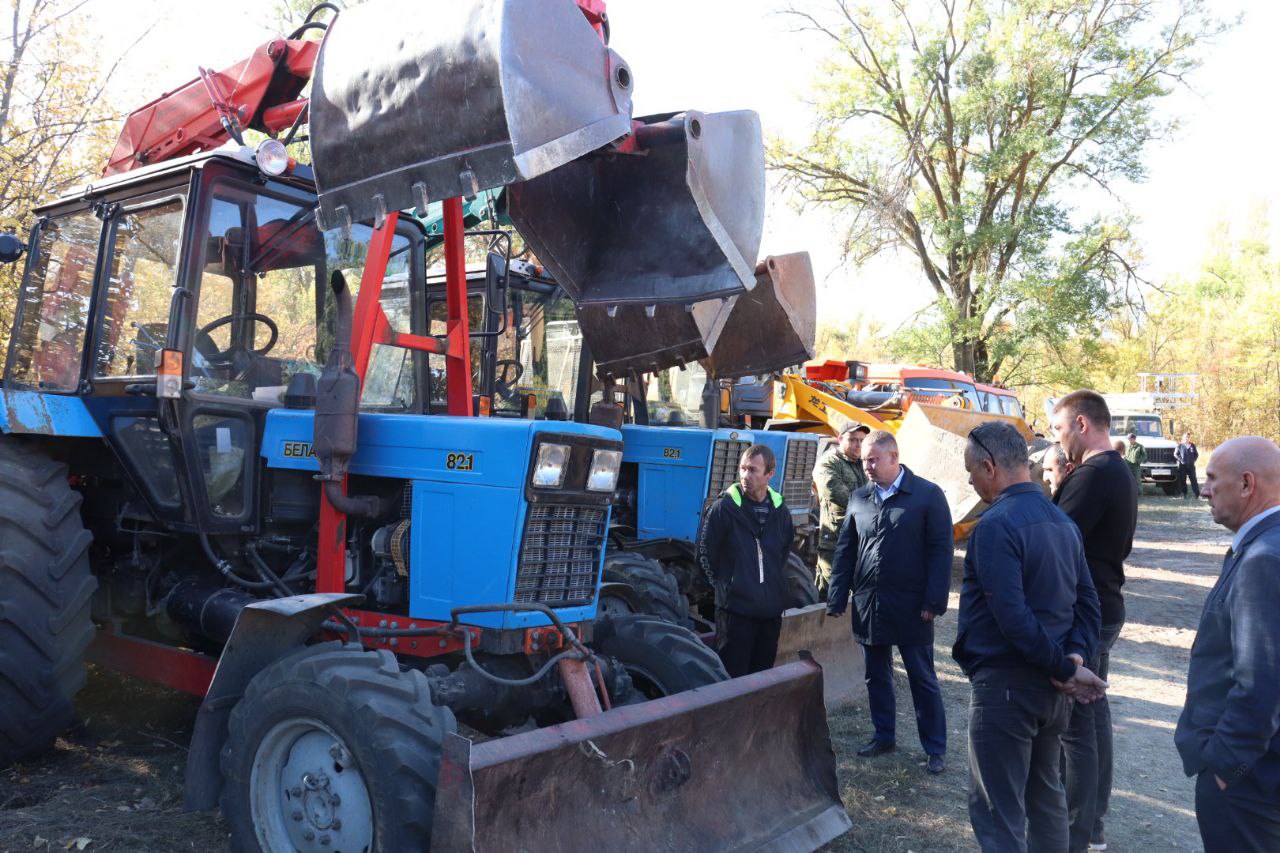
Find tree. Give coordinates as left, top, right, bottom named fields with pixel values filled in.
left=772, top=0, right=1223, bottom=382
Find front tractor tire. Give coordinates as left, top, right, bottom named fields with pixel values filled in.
left=220, top=643, right=457, bottom=853
left=598, top=551, right=689, bottom=627
left=784, top=551, right=820, bottom=609
left=592, top=613, right=729, bottom=700
left=0, top=441, right=96, bottom=767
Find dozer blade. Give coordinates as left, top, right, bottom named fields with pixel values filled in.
left=507, top=110, right=765, bottom=306
left=775, top=604, right=865, bottom=711
left=431, top=656, right=851, bottom=852
left=309, top=0, right=634, bottom=229
left=894, top=403, right=1035, bottom=527
left=703, top=252, right=817, bottom=379
left=576, top=299, right=734, bottom=380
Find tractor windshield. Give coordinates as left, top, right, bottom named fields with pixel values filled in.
left=490, top=282, right=582, bottom=418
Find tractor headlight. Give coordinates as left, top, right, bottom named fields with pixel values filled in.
left=531, top=443, right=570, bottom=488
left=586, top=449, right=623, bottom=493
left=255, top=138, right=290, bottom=176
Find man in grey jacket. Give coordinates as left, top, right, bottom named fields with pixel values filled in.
left=1176, top=436, right=1280, bottom=852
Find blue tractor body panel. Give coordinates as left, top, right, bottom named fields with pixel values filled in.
left=262, top=410, right=618, bottom=630
left=619, top=424, right=717, bottom=542
left=0, top=389, right=104, bottom=437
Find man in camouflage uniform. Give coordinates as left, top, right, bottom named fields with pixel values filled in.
left=813, top=423, right=869, bottom=598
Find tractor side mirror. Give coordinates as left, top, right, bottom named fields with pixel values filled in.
left=0, top=233, right=26, bottom=264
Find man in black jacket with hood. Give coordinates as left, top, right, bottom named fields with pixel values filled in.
left=698, top=443, right=794, bottom=677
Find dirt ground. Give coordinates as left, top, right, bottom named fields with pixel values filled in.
left=0, top=494, right=1224, bottom=852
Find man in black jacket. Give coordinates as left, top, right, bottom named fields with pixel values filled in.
left=698, top=443, right=794, bottom=678
left=827, top=429, right=953, bottom=774
left=1050, top=390, right=1138, bottom=853
left=1176, top=432, right=1201, bottom=499
left=1176, top=436, right=1280, bottom=852
left=954, top=420, right=1106, bottom=851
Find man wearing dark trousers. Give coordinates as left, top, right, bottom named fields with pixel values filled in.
left=954, top=421, right=1106, bottom=852
left=1050, top=390, right=1138, bottom=852
left=698, top=444, right=794, bottom=678
left=1176, top=432, right=1201, bottom=499
left=1176, top=436, right=1280, bottom=852
left=827, top=429, right=953, bottom=774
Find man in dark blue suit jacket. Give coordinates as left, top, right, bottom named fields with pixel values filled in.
left=1176, top=436, right=1280, bottom=852
left=827, top=429, right=953, bottom=774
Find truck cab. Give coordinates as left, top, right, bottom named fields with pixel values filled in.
left=1109, top=410, right=1180, bottom=493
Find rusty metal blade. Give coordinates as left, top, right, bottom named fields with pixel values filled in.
left=310, top=0, right=633, bottom=229
left=507, top=110, right=765, bottom=306
left=431, top=657, right=851, bottom=851
left=775, top=604, right=866, bottom=711
left=703, top=252, right=817, bottom=379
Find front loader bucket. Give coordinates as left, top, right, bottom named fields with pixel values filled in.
left=577, top=299, right=734, bottom=379
left=704, top=252, right=817, bottom=379
left=309, top=0, right=634, bottom=229
left=507, top=110, right=765, bottom=306
left=894, top=403, right=1035, bottom=527
left=431, top=657, right=851, bottom=851
left=775, top=604, right=865, bottom=710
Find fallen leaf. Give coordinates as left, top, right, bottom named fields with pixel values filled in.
left=33, top=836, right=48, bottom=849
left=64, top=838, right=91, bottom=851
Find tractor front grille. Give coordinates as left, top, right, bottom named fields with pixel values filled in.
left=783, top=437, right=819, bottom=507
left=1147, top=446, right=1176, bottom=466
left=515, top=504, right=607, bottom=606
left=708, top=439, right=751, bottom=499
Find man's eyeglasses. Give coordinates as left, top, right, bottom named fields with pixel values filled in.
left=969, top=428, right=995, bottom=466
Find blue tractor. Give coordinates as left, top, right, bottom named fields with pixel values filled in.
left=428, top=250, right=823, bottom=629
left=0, top=2, right=851, bottom=849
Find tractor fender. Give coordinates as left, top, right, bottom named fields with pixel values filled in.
left=182, top=592, right=361, bottom=812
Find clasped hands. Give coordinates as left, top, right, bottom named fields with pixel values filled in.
left=1050, top=653, right=1109, bottom=704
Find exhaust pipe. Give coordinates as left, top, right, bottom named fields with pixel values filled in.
left=315, top=271, right=382, bottom=518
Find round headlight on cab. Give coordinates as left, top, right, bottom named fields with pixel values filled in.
left=255, top=138, right=291, bottom=176
left=532, top=443, right=570, bottom=488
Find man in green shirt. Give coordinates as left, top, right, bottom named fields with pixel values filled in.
left=813, top=423, right=869, bottom=598
left=1124, top=432, right=1147, bottom=485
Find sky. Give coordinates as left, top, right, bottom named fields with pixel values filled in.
left=88, top=0, right=1278, bottom=334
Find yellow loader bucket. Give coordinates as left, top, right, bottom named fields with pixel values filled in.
left=894, top=403, right=1035, bottom=529
left=431, top=656, right=851, bottom=851
left=775, top=604, right=866, bottom=710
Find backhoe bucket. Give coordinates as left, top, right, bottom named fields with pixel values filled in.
left=431, top=656, right=851, bottom=851
left=577, top=299, right=733, bottom=379
left=309, top=0, right=634, bottom=229
left=894, top=403, right=1035, bottom=527
left=775, top=604, right=865, bottom=710
left=507, top=110, right=765, bottom=306
left=704, top=252, right=817, bottom=379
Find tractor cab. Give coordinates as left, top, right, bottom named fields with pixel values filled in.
left=3, top=148, right=428, bottom=533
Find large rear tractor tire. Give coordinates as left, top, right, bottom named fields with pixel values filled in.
left=784, top=551, right=819, bottom=609
left=0, top=441, right=96, bottom=767
left=599, top=551, right=689, bottom=627
left=220, top=642, right=457, bottom=853
left=592, top=613, right=728, bottom=701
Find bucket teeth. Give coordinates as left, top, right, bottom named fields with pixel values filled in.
left=508, top=109, right=765, bottom=306
left=310, top=0, right=634, bottom=228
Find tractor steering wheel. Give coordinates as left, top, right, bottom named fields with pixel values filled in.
left=195, top=313, right=279, bottom=367
left=494, top=359, right=525, bottom=402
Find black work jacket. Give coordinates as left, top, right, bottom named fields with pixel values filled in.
left=827, top=466, right=953, bottom=646
left=698, top=483, right=794, bottom=619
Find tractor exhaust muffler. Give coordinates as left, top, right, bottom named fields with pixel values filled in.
left=309, top=0, right=634, bottom=230
left=507, top=109, right=765, bottom=307
left=431, top=655, right=851, bottom=851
